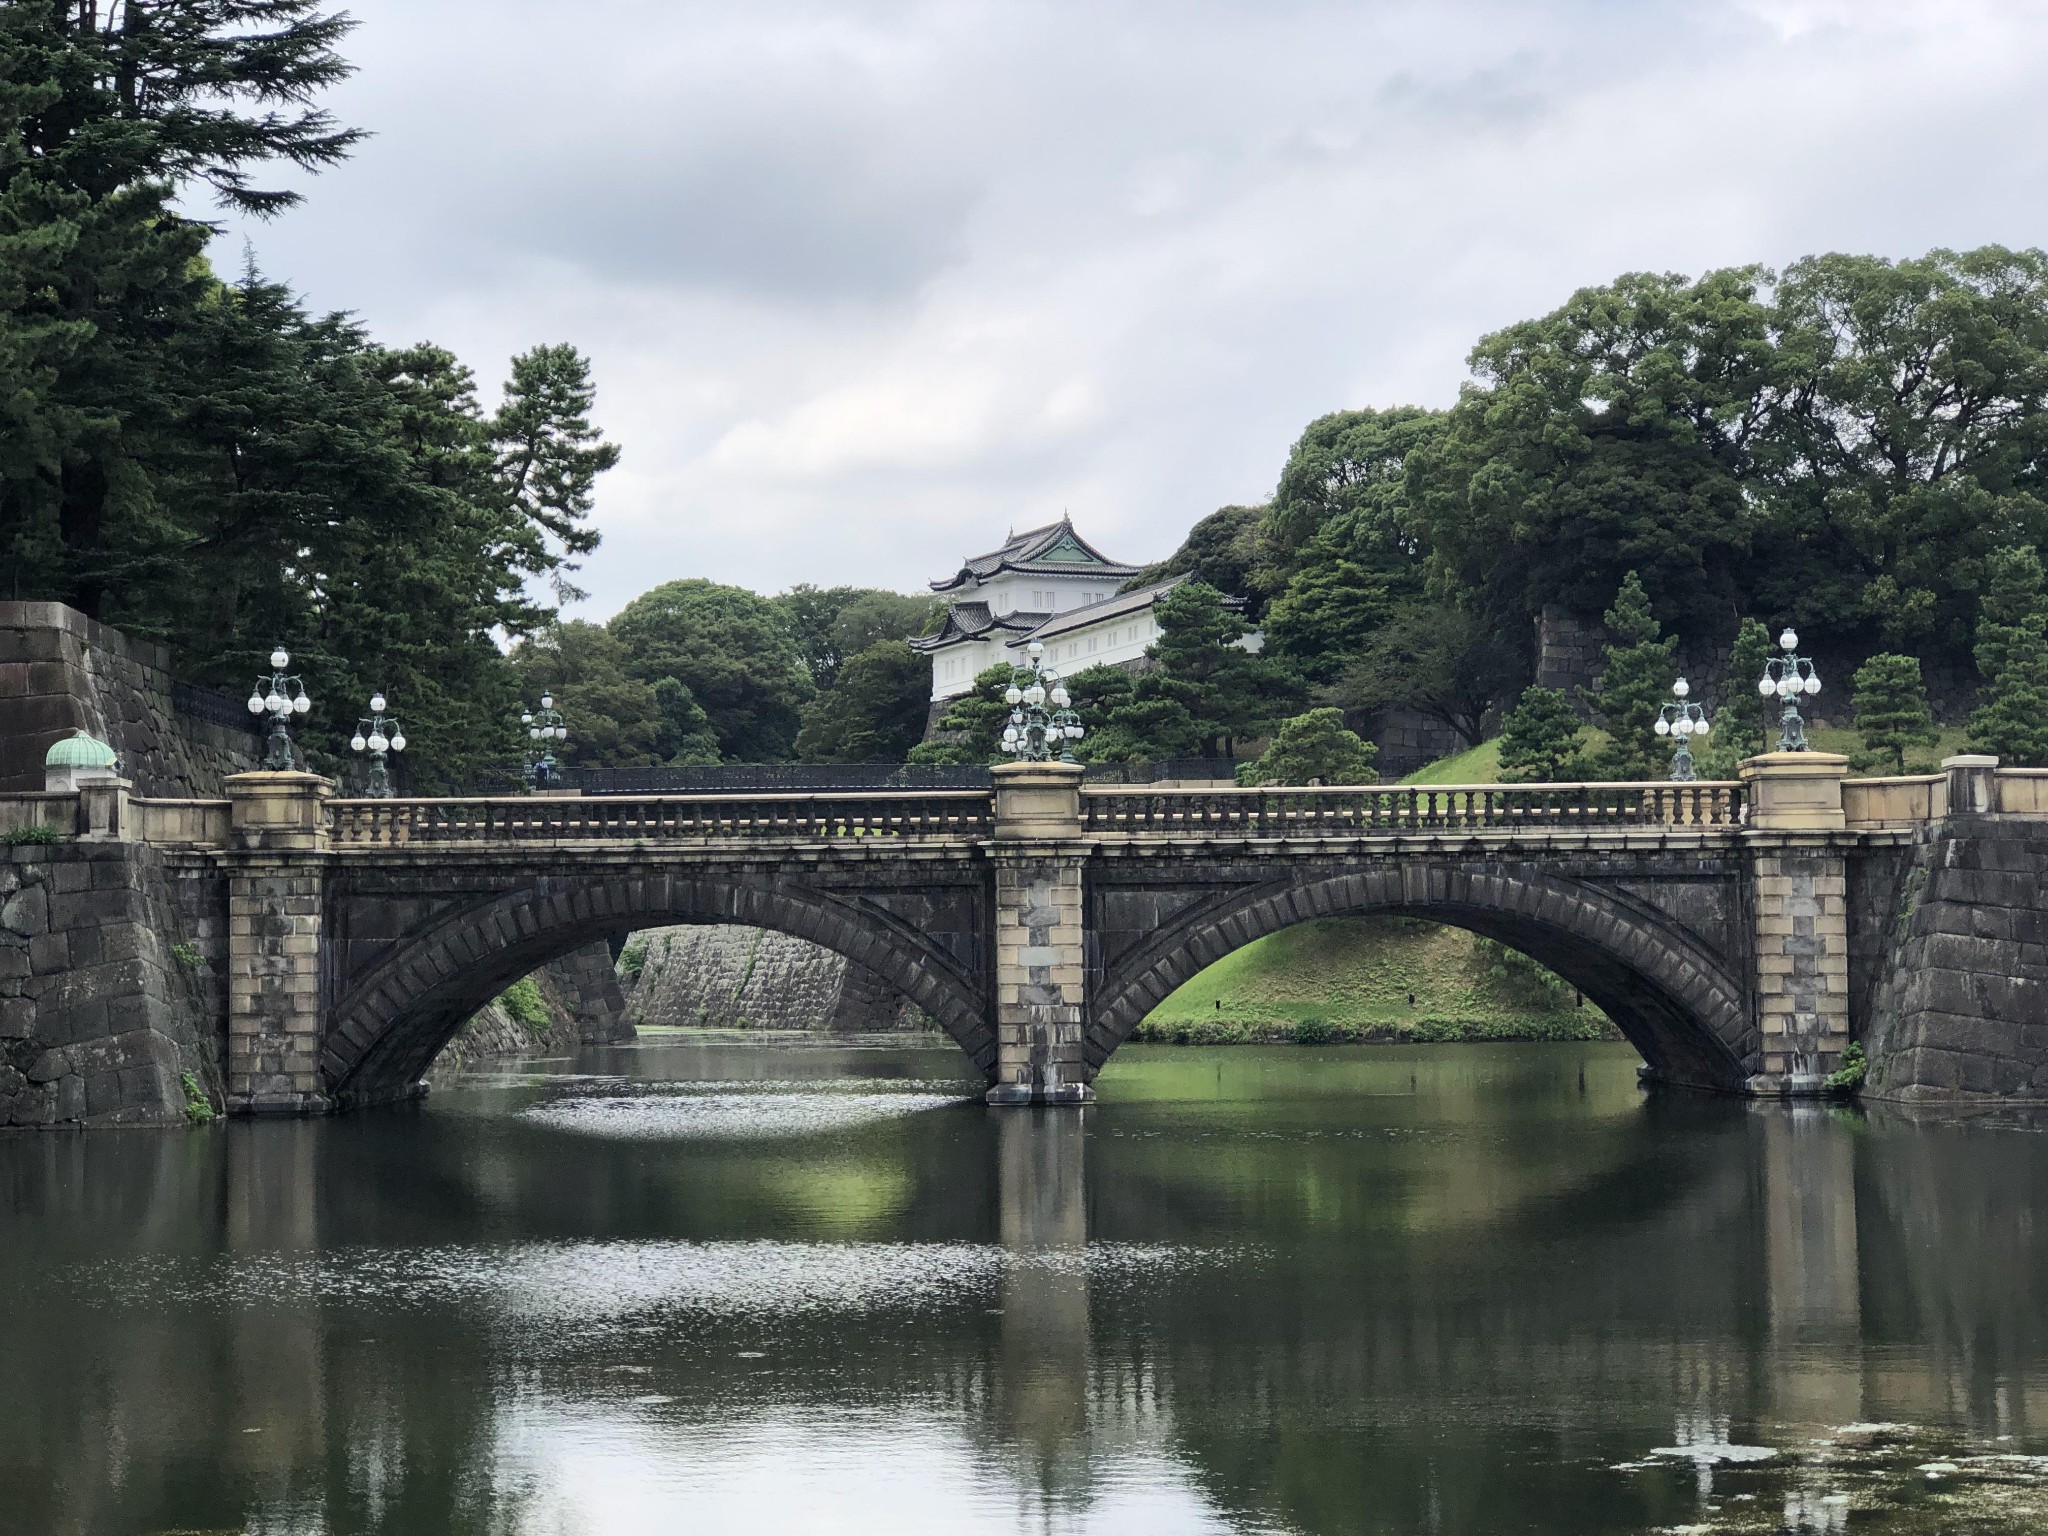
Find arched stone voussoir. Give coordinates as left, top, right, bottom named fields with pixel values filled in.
left=323, top=872, right=993, bottom=1105
left=1087, top=859, right=1753, bottom=1089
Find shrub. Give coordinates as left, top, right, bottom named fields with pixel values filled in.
left=180, top=1070, right=215, bottom=1125
left=1826, top=1041, right=1867, bottom=1095
left=497, top=975, right=552, bottom=1027
left=3, top=824, right=69, bottom=846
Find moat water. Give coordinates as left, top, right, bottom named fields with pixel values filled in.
left=2, top=1038, right=2046, bottom=1535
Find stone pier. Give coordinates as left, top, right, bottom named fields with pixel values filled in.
left=988, top=761, right=1092, bottom=1104
left=223, top=772, right=332, bottom=1115
left=1741, top=753, right=1854, bottom=1093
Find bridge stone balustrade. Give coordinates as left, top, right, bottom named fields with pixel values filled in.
left=6, top=751, right=2048, bottom=1121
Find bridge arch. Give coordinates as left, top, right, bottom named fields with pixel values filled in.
left=1089, top=861, right=1754, bottom=1091
left=321, top=871, right=993, bottom=1107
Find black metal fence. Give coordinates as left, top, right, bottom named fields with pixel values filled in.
left=556, top=757, right=1240, bottom=795
left=169, top=680, right=264, bottom=735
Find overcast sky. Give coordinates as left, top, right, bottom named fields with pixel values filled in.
left=218, top=0, right=2048, bottom=619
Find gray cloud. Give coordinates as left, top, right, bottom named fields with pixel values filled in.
left=215, top=0, right=2048, bottom=615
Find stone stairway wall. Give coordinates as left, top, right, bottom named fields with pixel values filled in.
left=624, top=924, right=929, bottom=1033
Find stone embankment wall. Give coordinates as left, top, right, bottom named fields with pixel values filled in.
left=626, top=924, right=928, bottom=1033
left=428, top=941, right=635, bottom=1081
left=0, top=602, right=261, bottom=797
left=0, top=842, right=224, bottom=1127
left=1860, top=818, right=2048, bottom=1100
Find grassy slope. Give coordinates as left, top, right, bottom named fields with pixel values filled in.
left=1398, top=724, right=1978, bottom=787
left=1138, top=915, right=1615, bottom=1045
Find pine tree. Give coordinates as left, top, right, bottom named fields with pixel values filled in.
left=1583, top=572, right=1679, bottom=780
left=1720, top=618, right=1779, bottom=757
left=1496, top=686, right=1584, bottom=782
left=1850, top=653, right=1938, bottom=773
left=1236, top=709, right=1378, bottom=785
left=1969, top=545, right=2048, bottom=767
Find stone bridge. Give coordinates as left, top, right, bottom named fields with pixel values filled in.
left=4, top=753, right=2047, bottom=1120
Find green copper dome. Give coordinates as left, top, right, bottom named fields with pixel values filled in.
left=44, top=731, right=117, bottom=769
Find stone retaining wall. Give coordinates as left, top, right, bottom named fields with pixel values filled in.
left=626, top=924, right=928, bottom=1033
left=0, top=842, right=225, bottom=1126
left=0, top=602, right=259, bottom=797
left=1861, top=818, right=2048, bottom=1100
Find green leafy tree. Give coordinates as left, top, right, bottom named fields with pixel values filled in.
left=906, top=664, right=1015, bottom=764
left=1495, top=686, right=1585, bottom=782
left=1410, top=269, right=1770, bottom=644
left=773, top=586, right=941, bottom=691
left=795, top=640, right=931, bottom=763
left=491, top=344, right=620, bottom=603
left=1119, top=504, right=1264, bottom=610
left=608, top=579, right=814, bottom=761
left=1969, top=545, right=2048, bottom=767
left=1236, top=708, right=1378, bottom=786
left=1330, top=601, right=1519, bottom=749
left=1262, top=559, right=1396, bottom=682
left=1756, top=249, right=2048, bottom=666
left=510, top=621, right=665, bottom=767
left=0, top=0, right=363, bottom=619
left=1261, top=406, right=1443, bottom=591
left=1583, top=572, right=1679, bottom=781
left=1850, top=653, right=1939, bottom=773
left=651, top=678, right=721, bottom=765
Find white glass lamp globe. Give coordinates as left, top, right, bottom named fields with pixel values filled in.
left=1804, top=673, right=1822, bottom=695
left=1005, top=687, right=1023, bottom=705
left=529, top=727, right=541, bottom=741
left=1673, top=678, right=1690, bottom=698
left=1067, top=724, right=1084, bottom=739
left=1757, top=676, right=1776, bottom=698
left=554, top=725, right=567, bottom=740
left=390, top=733, right=406, bottom=752
left=1025, top=685, right=1046, bottom=706
left=350, top=733, right=368, bottom=752
left=1050, top=687, right=1070, bottom=707
left=520, top=712, right=533, bottom=726
left=247, top=692, right=265, bottom=714
left=1694, top=717, right=1709, bottom=737
left=270, top=648, right=289, bottom=670
left=1028, top=641, right=1044, bottom=657
left=370, top=693, right=386, bottom=714
left=367, top=732, right=387, bottom=753
left=1675, top=717, right=1694, bottom=738
left=265, top=690, right=286, bottom=713
left=1779, top=628, right=1798, bottom=652
left=540, top=693, right=554, bottom=711
left=1656, top=718, right=1671, bottom=736
left=293, top=693, right=310, bottom=714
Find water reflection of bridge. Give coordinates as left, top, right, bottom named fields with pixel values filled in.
left=5, top=1078, right=2042, bottom=1532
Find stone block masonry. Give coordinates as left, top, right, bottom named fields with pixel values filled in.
left=0, top=842, right=225, bottom=1126
left=988, top=851, right=1091, bottom=1103
left=0, top=601, right=260, bottom=797
left=1747, top=847, right=1851, bottom=1088
left=1861, top=815, right=2048, bottom=1101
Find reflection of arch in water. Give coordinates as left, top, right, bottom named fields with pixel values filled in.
left=322, top=873, right=991, bottom=1107
left=1091, top=862, right=1753, bottom=1091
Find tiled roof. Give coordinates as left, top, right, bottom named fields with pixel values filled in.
left=908, top=601, right=1051, bottom=652
left=1011, top=576, right=1187, bottom=644
left=930, top=516, right=1141, bottom=593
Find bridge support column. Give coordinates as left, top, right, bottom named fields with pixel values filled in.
left=988, top=762, right=1092, bottom=1105
left=1741, top=753, right=1852, bottom=1095
left=222, top=772, right=333, bottom=1116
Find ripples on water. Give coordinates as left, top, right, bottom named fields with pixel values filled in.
left=2, top=1038, right=2046, bottom=1536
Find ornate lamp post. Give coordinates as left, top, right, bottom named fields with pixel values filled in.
left=1653, top=677, right=1711, bottom=781
left=999, top=640, right=1086, bottom=763
left=522, top=693, right=568, bottom=791
left=348, top=692, right=407, bottom=797
left=1758, top=627, right=1822, bottom=752
left=245, top=647, right=312, bottom=771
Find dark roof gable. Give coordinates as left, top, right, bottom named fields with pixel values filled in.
left=930, top=516, right=1142, bottom=593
